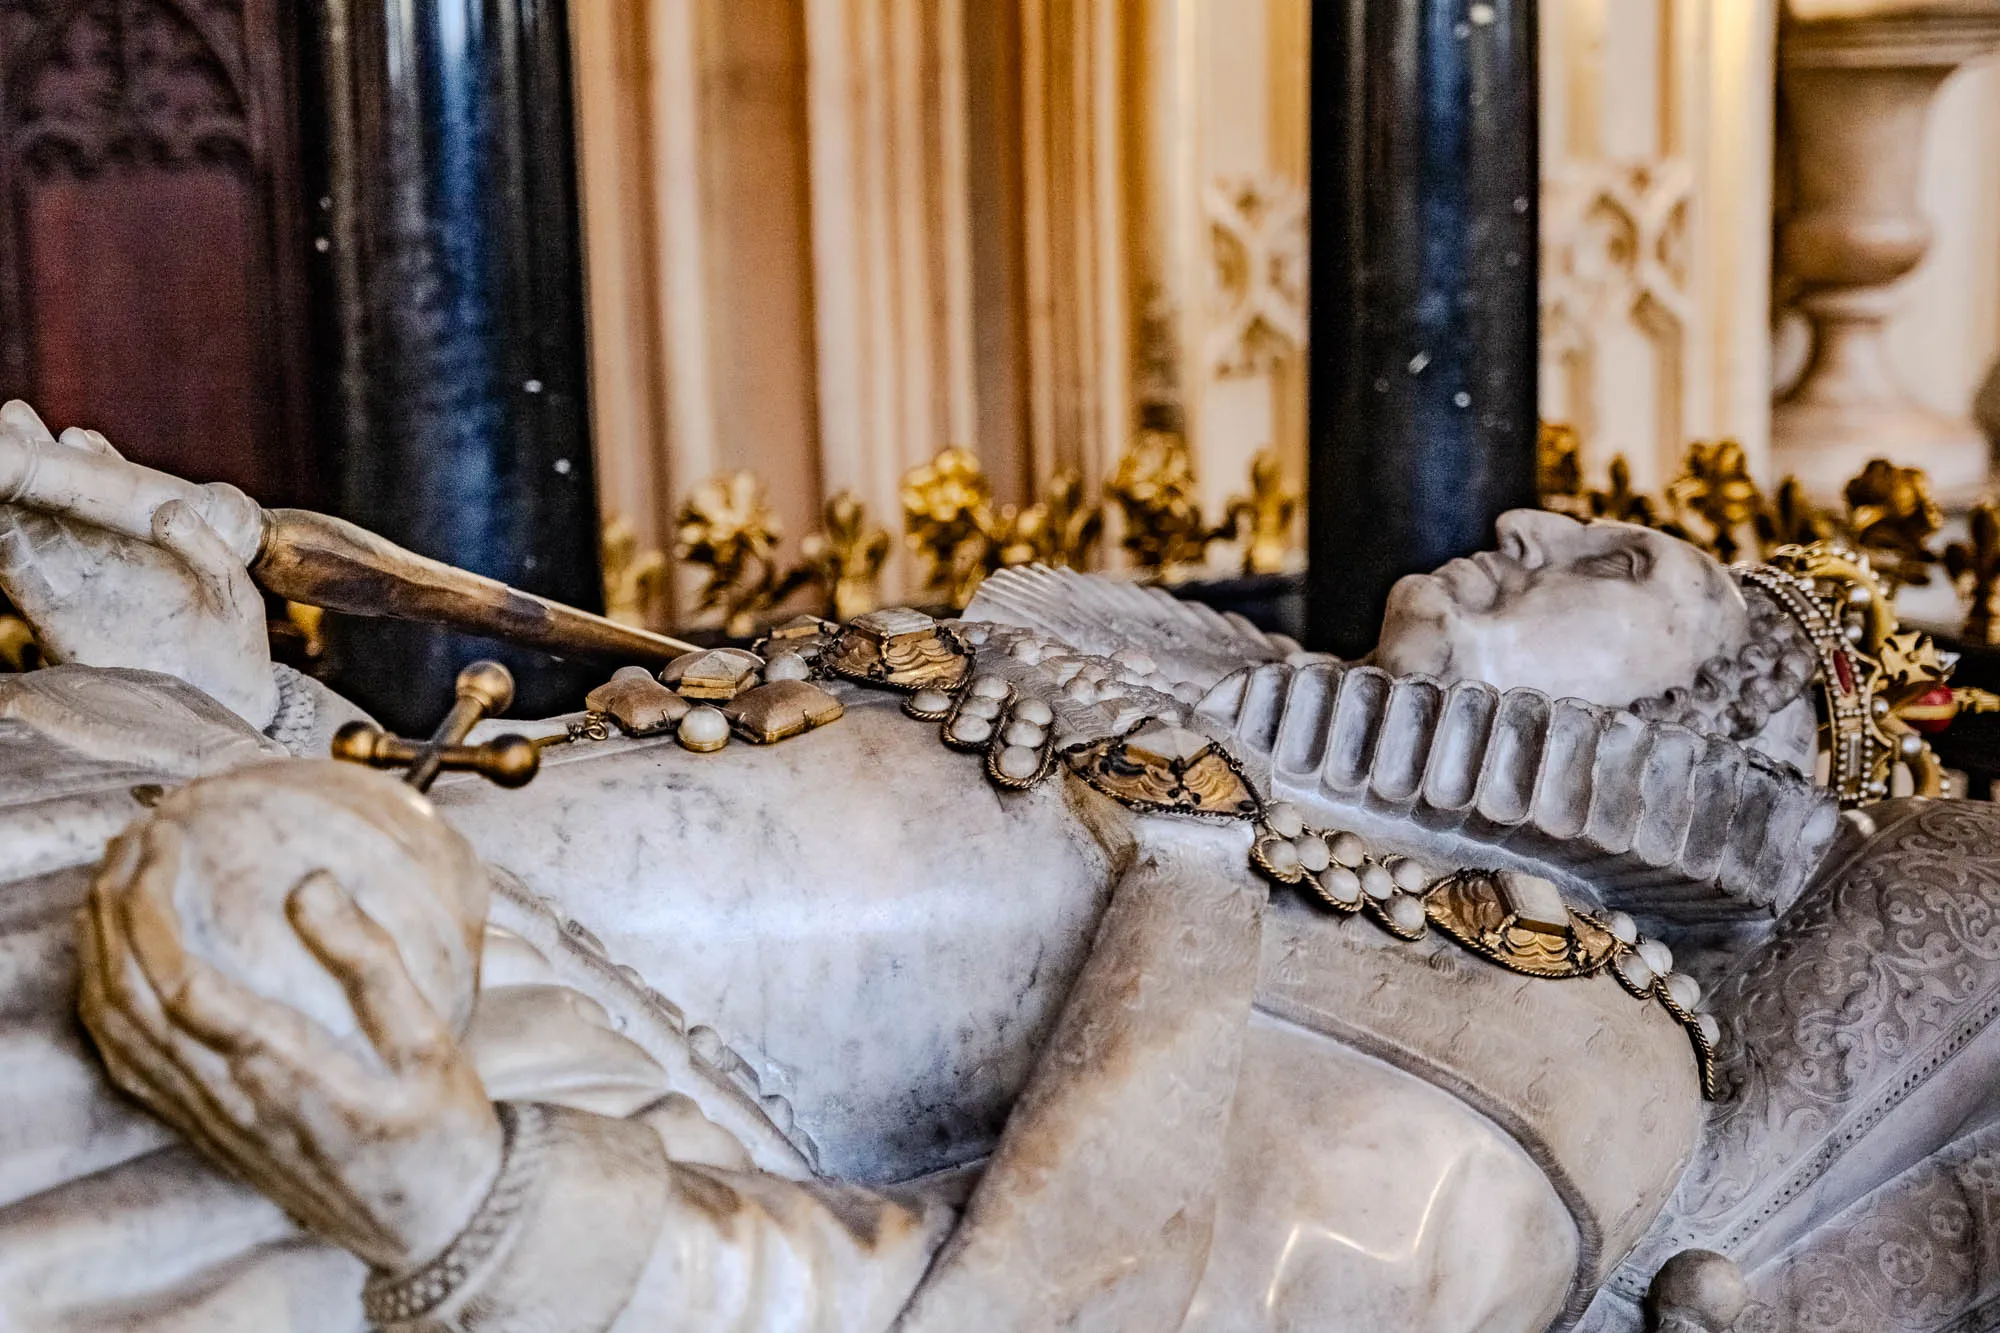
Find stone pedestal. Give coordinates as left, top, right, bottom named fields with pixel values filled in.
left=1774, top=4, right=2000, bottom=507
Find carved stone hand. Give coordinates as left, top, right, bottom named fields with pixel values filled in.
left=0, top=401, right=277, bottom=728
left=77, top=821, right=504, bottom=1275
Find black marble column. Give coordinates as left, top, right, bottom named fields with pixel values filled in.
left=300, top=0, right=602, bottom=731
left=1306, top=0, right=1539, bottom=657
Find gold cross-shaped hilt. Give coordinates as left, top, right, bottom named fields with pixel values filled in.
left=331, top=660, right=540, bottom=793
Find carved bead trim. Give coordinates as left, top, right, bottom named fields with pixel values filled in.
left=1247, top=808, right=1721, bottom=1099
left=833, top=602, right=1728, bottom=1096
left=361, top=1101, right=548, bottom=1326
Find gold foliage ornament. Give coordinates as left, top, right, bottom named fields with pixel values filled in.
left=900, top=448, right=1102, bottom=605
left=893, top=440, right=1300, bottom=605
left=675, top=472, right=804, bottom=638
left=799, top=491, right=890, bottom=623
left=1107, top=430, right=1212, bottom=573
left=676, top=475, right=892, bottom=636
left=1538, top=424, right=1945, bottom=599
left=1842, top=459, right=1942, bottom=591
left=602, top=516, right=670, bottom=627
left=1537, top=422, right=1590, bottom=520
left=1107, top=434, right=1301, bottom=578
left=1536, top=422, right=1659, bottom=527
left=1947, top=502, right=2000, bottom=647
left=1217, top=450, right=1299, bottom=575
left=901, top=448, right=998, bottom=606
left=993, top=471, right=1104, bottom=572
left=1664, top=439, right=1762, bottom=563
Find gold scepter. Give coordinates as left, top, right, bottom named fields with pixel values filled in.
left=0, top=428, right=699, bottom=666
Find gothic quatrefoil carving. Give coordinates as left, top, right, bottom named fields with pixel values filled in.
left=1204, top=173, right=1307, bottom=379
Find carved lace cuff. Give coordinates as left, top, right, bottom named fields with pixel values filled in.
left=263, top=663, right=321, bottom=753
left=362, top=1101, right=549, bottom=1326
left=265, top=663, right=377, bottom=757
left=364, top=1102, right=672, bottom=1333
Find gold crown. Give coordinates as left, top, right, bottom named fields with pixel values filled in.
left=1736, top=541, right=1981, bottom=807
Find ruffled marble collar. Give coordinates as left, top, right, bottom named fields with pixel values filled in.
left=1197, top=660, right=1841, bottom=923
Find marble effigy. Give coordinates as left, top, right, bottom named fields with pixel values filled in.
left=1, top=399, right=1999, bottom=1330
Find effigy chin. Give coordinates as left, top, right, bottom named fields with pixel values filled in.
left=3, top=396, right=1999, bottom=1332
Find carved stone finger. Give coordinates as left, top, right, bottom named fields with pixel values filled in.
left=116, top=822, right=201, bottom=1005
left=86, top=876, right=262, bottom=1133
left=85, top=888, right=389, bottom=1244
left=150, top=499, right=244, bottom=617
left=0, top=398, right=57, bottom=453
left=58, top=425, right=120, bottom=459
left=287, top=870, right=456, bottom=1070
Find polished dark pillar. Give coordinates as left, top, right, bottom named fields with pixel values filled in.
left=1306, top=0, right=1539, bottom=657
left=301, top=0, right=601, bottom=731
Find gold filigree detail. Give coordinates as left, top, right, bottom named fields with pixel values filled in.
left=1063, top=720, right=1260, bottom=818
left=1241, top=807, right=1717, bottom=1098
left=825, top=609, right=969, bottom=692
left=1423, top=870, right=1620, bottom=979
left=1742, top=542, right=1955, bottom=806
left=1217, top=449, right=1299, bottom=575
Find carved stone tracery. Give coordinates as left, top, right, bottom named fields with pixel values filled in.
left=1542, top=160, right=1697, bottom=485
left=1, top=0, right=252, bottom=175
left=1203, top=172, right=1307, bottom=379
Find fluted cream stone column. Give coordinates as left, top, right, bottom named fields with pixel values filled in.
left=1773, top=1, right=2000, bottom=506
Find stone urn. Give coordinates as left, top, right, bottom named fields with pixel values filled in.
left=1774, top=1, right=2000, bottom=505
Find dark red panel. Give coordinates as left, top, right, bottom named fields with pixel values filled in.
left=21, top=166, right=266, bottom=491
left=0, top=0, right=312, bottom=505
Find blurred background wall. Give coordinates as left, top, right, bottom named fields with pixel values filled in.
left=568, top=0, right=1311, bottom=618
left=2, top=2, right=1997, bottom=635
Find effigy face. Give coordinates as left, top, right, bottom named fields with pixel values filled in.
left=1376, top=508, right=1752, bottom=706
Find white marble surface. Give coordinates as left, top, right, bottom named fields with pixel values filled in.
left=433, top=686, right=1123, bottom=1182
left=434, top=686, right=1706, bottom=1328
left=1183, top=1014, right=1579, bottom=1333
left=7, top=423, right=1986, bottom=1328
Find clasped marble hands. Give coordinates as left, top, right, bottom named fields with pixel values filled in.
left=1, top=398, right=1996, bottom=1332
